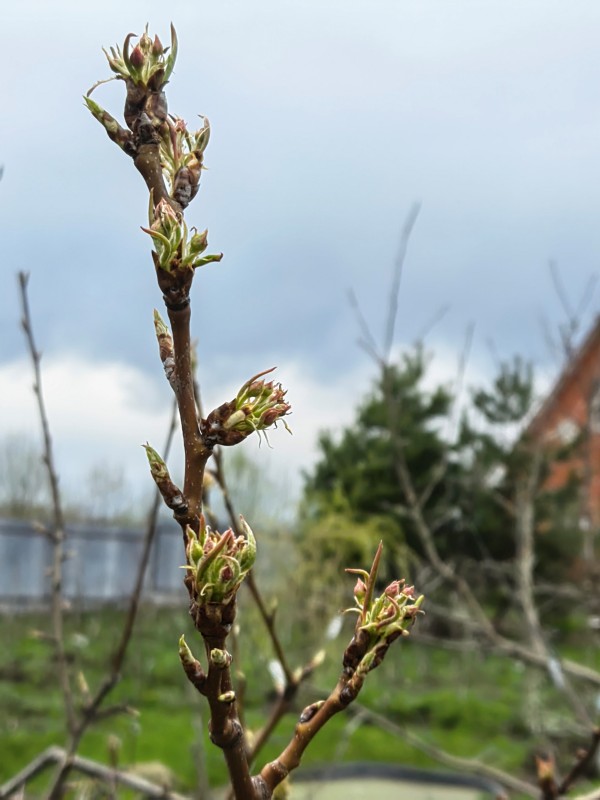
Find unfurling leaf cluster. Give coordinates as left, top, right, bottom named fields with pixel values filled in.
left=184, top=515, right=256, bottom=604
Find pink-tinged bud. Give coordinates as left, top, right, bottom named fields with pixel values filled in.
left=184, top=518, right=256, bottom=605
left=201, top=369, right=291, bottom=447
left=152, top=35, right=164, bottom=55
left=384, top=580, right=404, bottom=598
left=246, top=380, right=266, bottom=395
left=174, top=117, right=187, bottom=134
left=260, top=404, right=291, bottom=427
left=343, top=545, right=424, bottom=677
left=129, top=45, right=145, bottom=69
left=97, top=27, right=177, bottom=89
left=141, top=198, right=187, bottom=271
left=151, top=198, right=180, bottom=238
left=147, top=197, right=220, bottom=271
left=353, top=578, right=367, bottom=603
left=202, top=536, right=216, bottom=554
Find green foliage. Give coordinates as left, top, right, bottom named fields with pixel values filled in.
left=301, top=348, right=461, bottom=574
left=3, top=607, right=596, bottom=795
left=471, top=356, right=533, bottom=425
left=302, top=349, right=582, bottom=587
left=459, top=356, right=582, bottom=574
left=305, top=351, right=451, bottom=516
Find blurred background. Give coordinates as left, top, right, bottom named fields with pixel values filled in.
left=3, top=2, right=600, bottom=798
left=3, top=0, right=600, bottom=502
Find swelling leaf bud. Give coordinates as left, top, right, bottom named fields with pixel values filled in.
left=101, top=25, right=177, bottom=90
left=178, top=634, right=207, bottom=691
left=153, top=309, right=176, bottom=387
left=210, top=648, right=232, bottom=668
left=188, top=229, right=208, bottom=257
left=161, top=115, right=211, bottom=206
left=142, top=199, right=221, bottom=272
left=178, top=634, right=197, bottom=667
left=142, top=443, right=186, bottom=516
left=184, top=516, right=257, bottom=605
left=129, top=45, right=145, bottom=69
left=83, top=96, right=134, bottom=154
left=143, top=442, right=169, bottom=482
left=299, top=700, right=325, bottom=724
left=152, top=35, right=164, bottom=56
left=201, top=368, right=292, bottom=447
left=343, top=543, right=424, bottom=677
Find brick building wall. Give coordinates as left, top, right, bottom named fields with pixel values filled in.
left=527, top=317, right=600, bottom=526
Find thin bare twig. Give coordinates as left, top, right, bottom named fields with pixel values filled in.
left=46, top=400, right=178, bottom=799
left=557, top=728, right=600, bottom=796
left=18, top=272, right=75, bottom=735
left=414, top=303, right=451, bottom=345
left=0, top=746, right=189, bottom=800
left=19, top=279, right=173, bottom=792
left=110, top=399, right=178, bottom=678
left=347, top=288, right=381, bottom=365
left=348, top=203, right=422, bottom=367
left=549, top=260, right=576, bottom=336
left=548, top=260, right=598, bottom=364
left=345, top=700, right=534, bottom=799
left=383, top=202, right=421, bottom=362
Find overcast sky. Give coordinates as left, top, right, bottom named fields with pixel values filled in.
left=3, top=1, right=600, bottom=508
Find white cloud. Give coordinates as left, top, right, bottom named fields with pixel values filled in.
left=1, top=353, right=374, bottom=505
left=0, top=337, right=561, bottom=514
left=241, top=358, right=375, bottom=484
left=1, top=356, right=171, bottom=499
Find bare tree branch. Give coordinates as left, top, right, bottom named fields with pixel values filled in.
left=46, top=400, right=179, bottom=799
left=383, top=202, right=421, bottom=361
left=345, top=701, right=533, bottom=799
left=0, top=746, right=189, bottom=800
left=347, top=288, right=382, bottom=365
left=16, top=276, right=178, bottom=798
left=18, top=272, right=75, bottom=736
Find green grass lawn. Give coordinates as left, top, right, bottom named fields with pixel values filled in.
left=0, top=604, right=598, bottom=798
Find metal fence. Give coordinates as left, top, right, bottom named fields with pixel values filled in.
left=0, top=518, right=186, bottom=607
